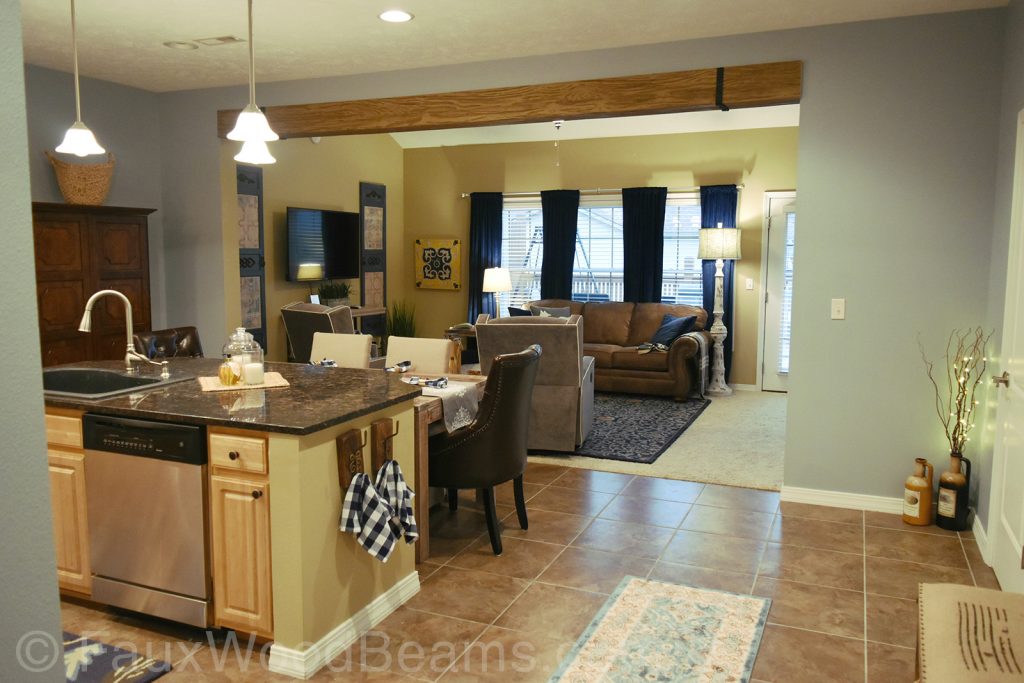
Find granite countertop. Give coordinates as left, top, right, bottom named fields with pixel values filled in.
left=43, top=358, right=421, bottom=435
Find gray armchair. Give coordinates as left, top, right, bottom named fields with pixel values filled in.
left=280, top=302, right=355, bottom=363
left=475, top=314, right=594, bottom=452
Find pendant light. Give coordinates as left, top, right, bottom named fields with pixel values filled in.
left=229, top=0, right=278, bottom=164
left=55, top=0, right=105, bottom=157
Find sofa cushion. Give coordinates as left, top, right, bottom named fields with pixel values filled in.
left=582, top=302, right=636, bottom=346
left=626, top=303, right=707, bottom=346
left=650, top=314, right=697, bottom=346
left=612, top=347, right=670, bottom=371
left=582, top=343, right=621, bottom=367
left=532, top=305, right=571, bottom=318
left=528, top=299, right=584, bottom=316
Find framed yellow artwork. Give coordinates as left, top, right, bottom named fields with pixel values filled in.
left=414, top=237, right=462, bottom=290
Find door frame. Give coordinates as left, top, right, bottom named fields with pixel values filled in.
left=985, top=109, right=1024, bottom=577
left=756, top=191, right=797, bottom=393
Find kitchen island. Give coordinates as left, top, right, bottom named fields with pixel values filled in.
left=44, top=358, right=422, bottom=679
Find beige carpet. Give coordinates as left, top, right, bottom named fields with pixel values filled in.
left=530, top=390, right=786, bottom=491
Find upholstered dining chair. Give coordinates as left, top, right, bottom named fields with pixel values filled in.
left=309, top=332, right=372, bottom=369
left=280, top=302, right=355, bottom=363
left=133, top=326, right=204, bottom=359
left=428, top=345, right=541, bottom=555
left=385, top=336, right=457, bottom=374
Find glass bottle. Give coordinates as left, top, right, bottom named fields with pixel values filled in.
left=222, top=327, right=264, bottom=385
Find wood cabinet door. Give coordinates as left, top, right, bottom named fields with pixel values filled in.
left=48, top=449, right=91, bottom=594
left=210, top=475, right=273, bottom=637
left=34, top=213, right=91, bottom=366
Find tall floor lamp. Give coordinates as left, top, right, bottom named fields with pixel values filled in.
left=482, top=267, right=512, bottom=318
left=698, top=223, right=742, bottom=396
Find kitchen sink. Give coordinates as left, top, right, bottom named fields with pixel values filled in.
left=43, top=368, right=192, bottom=400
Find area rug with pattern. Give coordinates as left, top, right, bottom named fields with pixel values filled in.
left=63, top=631, right=171, bottom=683
left=550, top=577, right=770, bottom=682
left=537, top=393, right=710, bottom=464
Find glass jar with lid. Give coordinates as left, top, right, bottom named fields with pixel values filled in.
left=220, top=327, right=264, bottom=385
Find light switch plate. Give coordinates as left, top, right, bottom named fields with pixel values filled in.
left=831, top=298, right=846, bottom=320
left=745, top=278, right=754, bottom=290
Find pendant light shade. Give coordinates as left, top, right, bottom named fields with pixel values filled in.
left=229, top=0, right=277, bottom=162
left=227, top=104, right=279, bottom=142
left=234, top=140, right=276, bottom=164
left=56, top=121, right=105, bottom=157
left=57, top=0, right=105, bottom=157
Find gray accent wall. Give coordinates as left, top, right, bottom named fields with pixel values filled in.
left=0, top=2, right=64, bottom=680
left=24, top=66, right=167, bottom=328
left=155, top=10, right=1007, bottom=512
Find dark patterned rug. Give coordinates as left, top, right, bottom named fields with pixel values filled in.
left=561, top=393, right=710, bottom=464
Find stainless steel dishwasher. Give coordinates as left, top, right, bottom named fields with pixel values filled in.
left=83, top=414, right=210, bottom=627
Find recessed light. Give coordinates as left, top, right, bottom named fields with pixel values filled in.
left=163, top=40, right=199, bottom=50
left=379, top=9, right=413, bottom=23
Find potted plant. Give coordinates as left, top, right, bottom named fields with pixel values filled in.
left=384, top=300, right=416, bottom=355
left=318, top=280, right=351, bottom=307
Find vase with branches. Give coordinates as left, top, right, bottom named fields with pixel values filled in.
left=919, top=327, right=993, bottom=455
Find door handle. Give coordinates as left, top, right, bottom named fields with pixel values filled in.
left=993, top=371, right=1010, bottom=388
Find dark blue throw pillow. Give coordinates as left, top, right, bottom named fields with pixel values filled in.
left=508, top=307, right=532, bottom=317
left=650, top=314, right=697, bottom=346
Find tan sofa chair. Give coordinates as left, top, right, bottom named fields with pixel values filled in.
left=476, top=314, right=595, bottom=452
left=527, top=299, right=709, bottom=400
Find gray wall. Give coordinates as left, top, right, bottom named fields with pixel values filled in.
left=0, top=1, right=64, bottom=680
left=24, top=66, right=167, bottom=328
left=155, top=10, right=1006, bottom=511
left=978, top=0, right=1024, bottom=525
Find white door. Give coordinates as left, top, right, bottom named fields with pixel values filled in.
left=988, top=110, right=1024, bottom=593
left=761, top=194, right=796, bottom=392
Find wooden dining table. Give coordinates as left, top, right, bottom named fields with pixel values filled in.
left=410, top=373, right=486, bottom=563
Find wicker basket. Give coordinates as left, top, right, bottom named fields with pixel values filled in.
left=45, top=151, right=115, bottom=205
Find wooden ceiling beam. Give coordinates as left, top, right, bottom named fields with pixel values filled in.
left=216, top=60, right=802, bottom=139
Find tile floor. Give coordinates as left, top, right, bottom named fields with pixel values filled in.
left=60, top=463, right=999, bottom=682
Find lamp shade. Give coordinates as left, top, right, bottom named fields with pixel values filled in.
left=698, top=227, right=742, bottom=260
left=482, top=267, right=512, bottom=293
left=56, top=121, right=105, bottom=157
left=234, top=139, right=276, bottom=165
left=295, top=263, right=324, bottom=281
left=227, top=104, right=280, bottom=143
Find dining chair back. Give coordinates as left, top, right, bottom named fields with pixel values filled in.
left=280, top=302, right=355, bottom=363
left=385, top=336, right=456, bottom=374
left=310, top=332, right=372, bottom=369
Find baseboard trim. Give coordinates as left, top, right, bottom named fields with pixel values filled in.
left=267, top=571, right=421, bottom=679
left=731, top=383, right=758, bottom=392
left=780, top=486, right=904, bottom=513
left=971, top=515, right=991, bottom=564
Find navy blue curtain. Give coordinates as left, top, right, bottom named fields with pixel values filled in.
left=540, top=190, right=580, bottom=299
left=467, top=192, right=503, bottom=321
left=622, top=187, right=668, bottom=303
left=700, top=185, right=739, bottom=380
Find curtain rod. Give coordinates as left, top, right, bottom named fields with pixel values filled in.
left=459, top=185, right=743, bottom=199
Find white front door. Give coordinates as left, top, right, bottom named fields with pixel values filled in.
left=988, top=110, right=1024, bottom=593
left=761, top=193, right=796, bottom=392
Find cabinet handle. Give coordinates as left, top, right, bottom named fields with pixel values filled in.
left=228, top=451, right=240, bottom=460
left=252, top=490, right=263, bottom=499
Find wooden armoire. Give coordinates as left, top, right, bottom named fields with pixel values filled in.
left=32, top=203, right=155, bottom=367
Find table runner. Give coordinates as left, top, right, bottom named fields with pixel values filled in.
left=421, top=380, right=480, bottom=432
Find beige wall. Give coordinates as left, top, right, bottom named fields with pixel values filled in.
left=220, top=134, right=405, bottom=361
left=403, top=127, right=799, bottom=385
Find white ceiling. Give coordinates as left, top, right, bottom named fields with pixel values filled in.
left=20, top=0, right=1005, bottom=93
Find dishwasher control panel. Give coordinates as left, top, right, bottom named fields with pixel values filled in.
left=83, top=414, right=207, bottom=465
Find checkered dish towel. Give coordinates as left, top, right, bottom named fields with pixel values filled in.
left=374, top=460, right=419, bottom=544
left=339, top=473, right=396, bottom=562
left=681, top=331, right=709, bottom=398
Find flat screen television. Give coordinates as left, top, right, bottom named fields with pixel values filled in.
left=286, top=207, right=360, bottom=281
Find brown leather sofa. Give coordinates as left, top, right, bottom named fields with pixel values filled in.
left=133, top=326, right=204, bottom=358
left=527, top=299, right=708, bottom=400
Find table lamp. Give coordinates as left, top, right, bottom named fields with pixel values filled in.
left=698, top=223, right=742, bottom=395
left=482, top=267, right=512, bottom=317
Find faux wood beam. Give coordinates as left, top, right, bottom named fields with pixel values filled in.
left=217, top=61, right=801, bottom=139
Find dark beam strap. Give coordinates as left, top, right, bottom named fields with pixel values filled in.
left=216, top=61, right=802, bottom=139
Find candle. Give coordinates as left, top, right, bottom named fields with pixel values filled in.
left=243, top=362, right=265, bottom=385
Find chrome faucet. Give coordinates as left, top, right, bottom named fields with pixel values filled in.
left=79, top=289, right=167, bottom=377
